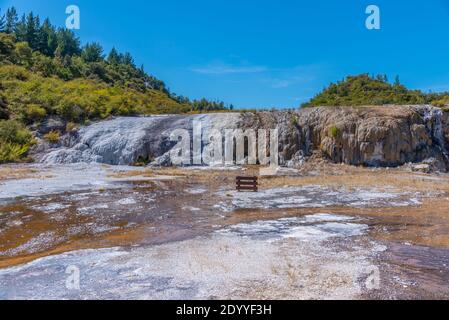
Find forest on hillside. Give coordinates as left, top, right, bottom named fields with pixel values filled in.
left=0, top=7, right=231, bottom=116
left=302, top=74, right=449, bottom=108
left=1, top=7, right=449, bottom=163
left=0, top=7, right=233, bottom=162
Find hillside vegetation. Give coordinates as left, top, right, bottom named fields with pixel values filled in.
left=0, top=7, right=230, bottom=163
left=302, top=74, right=449, bottom=108
left=1, top=7, right=449, bottom=164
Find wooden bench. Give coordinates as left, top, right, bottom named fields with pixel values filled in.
left=236, top=176, right=258, bottom=192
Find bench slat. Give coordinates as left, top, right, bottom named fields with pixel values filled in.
left=236, top=176, right=258, bottom=192
left=237, top=187, right=258, bottom=191
left=237, top=181, right=259, bottom=185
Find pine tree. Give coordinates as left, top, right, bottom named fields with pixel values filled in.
left=81, top=42, right=104, bottom=62
left=34, top=15, right=41, bottom=49
left=107, top=47, right=121, bottom=65
left=25, top=12, right=39, bottom=50
left=138, top=64, right=146, bottom=77
left=55, top=28, right=80, bottom=57
left=39, top=18, right=57, bottom=56
left=5, top=7, right=18, bottom=34
left=123, top=52, right=134, bottom=66
left=0, top=9, right=6, bottom=32
left=14, top=14, right=27, bottom=42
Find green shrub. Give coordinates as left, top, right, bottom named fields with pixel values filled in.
left=0, top=64, right=30, bottom=81
left=14, top=42, right=33, bottom=67
left=0, top=33, right=15, bottom=57
left=329, top=125, right=340, bottom=138
left=0, top=119, right=32, bottom=145
left=291, top=116, right=299, bottom=127
left=0, top=120, right=32, bottom=163
left=432, top=100, right=446, bottom=108
left=44, top=130, right=60, bottom=144
left=24, top=104, right=47, bottom=123
left=0, top=142, right=29, bottom=163
left=0, top=94, right=8, bottom=120
left=133, top=155, right=153, bottom=167
left=433, top=96, right=449, bottom=109
left=66, top=122, right=79, bottom=132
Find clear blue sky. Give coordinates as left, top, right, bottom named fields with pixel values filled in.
left=2, top=0, right=449, bottom=108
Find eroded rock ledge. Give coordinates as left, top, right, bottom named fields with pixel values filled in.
left=36, top=105, right=449, bottom=171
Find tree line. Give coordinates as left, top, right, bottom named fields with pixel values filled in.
left=302, top=74, right=449, bottom=108
left=0, top=6, right=230, bottom=111
left=0, top=6, right=233, bottom=163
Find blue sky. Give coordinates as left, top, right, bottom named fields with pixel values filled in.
left=2, top=0, right=449, bottom=108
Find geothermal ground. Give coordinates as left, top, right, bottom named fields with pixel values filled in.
left=0, top=162, right=449, bottom=299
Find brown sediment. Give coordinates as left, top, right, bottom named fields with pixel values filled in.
left=1, top=198, right=449, bottom=269
left=1, top=164, right=449, bottom=274
left=224, top=197, right=449, bottom=249
left=105, top=166, right=258, bottom=183
left=261, top=169, right=449, bottom=192
left=0, top=226, right=146, bottom=269
left=112, top=164, right=449, bottom=192
left=0, top=174, right=228, bottom=268
left=0, top=166, right=37, bottom=181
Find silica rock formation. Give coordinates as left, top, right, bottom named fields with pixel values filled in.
left=39, top=106, right=449, bottom=171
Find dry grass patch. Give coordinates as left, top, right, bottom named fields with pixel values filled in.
left=108, top=163, right=449, bottom=194
left=0, top=166, right=37, bottom=181
left=261, top=171, right=449, bottom=193
left=107, top=167, right=192, bottom=179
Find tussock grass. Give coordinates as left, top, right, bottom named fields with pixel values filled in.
left=0, top=166, right=36, bottom=181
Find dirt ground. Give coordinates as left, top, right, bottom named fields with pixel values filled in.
left=0, top=161, right=448, bottom=299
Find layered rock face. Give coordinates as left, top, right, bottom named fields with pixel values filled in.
left=296, top=106, right=449, bottom=170
left=40, top=114, right=241, bottom=165
left=39, top=106, right=449, bottom=171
